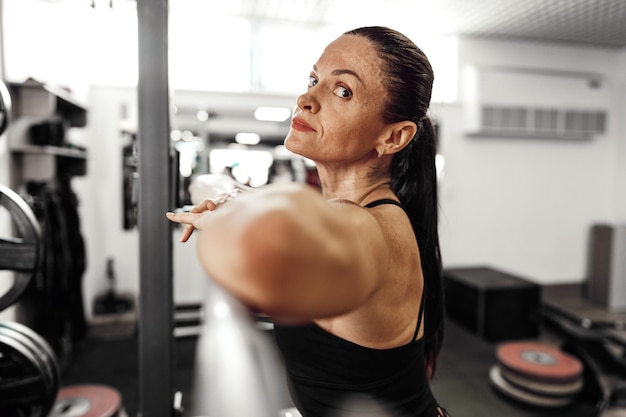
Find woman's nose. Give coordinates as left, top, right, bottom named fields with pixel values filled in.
left=296, top=91, right=320, bottom=113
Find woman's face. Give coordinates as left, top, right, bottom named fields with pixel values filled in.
left=284, top=34, right=389, bottom=164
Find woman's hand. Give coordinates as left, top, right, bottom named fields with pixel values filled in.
left=166, top=199, right=218, bottom=242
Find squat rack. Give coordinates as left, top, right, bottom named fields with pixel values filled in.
left=135, top=3, right=287, bottom=417
left=136, top=0, right=174, bottom=416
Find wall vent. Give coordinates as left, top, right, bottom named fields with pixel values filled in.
left=474, top=105, right=607, bottom=140
left=463, top=66, right=609, bottom=140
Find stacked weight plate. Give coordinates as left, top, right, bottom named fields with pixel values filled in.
left=489, top=341, right=584, bottom=407
left=1, top=184, right=57, bottom=416
left=0, top=321, right=61, bottom=417
left=49, top=384, right=124, bottom=417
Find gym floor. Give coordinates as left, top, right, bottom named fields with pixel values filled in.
left=61, top=314, right=626, bottom=417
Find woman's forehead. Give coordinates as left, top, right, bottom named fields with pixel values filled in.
left=317, top=35, right=383, bottom=79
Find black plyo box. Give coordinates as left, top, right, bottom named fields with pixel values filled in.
left=443, top=266, right=542, bottom=342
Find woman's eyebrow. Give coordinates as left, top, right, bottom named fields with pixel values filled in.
left=312, top=65, right=364, bottom=85
left=331, top=69, right=363, bottom=84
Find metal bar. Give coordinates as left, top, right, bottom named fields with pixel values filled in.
left=137, top=1, right=174, bottom=416
left=0, top=0, right=5, bottom=78
left=187, top=280, right=288, bottom=417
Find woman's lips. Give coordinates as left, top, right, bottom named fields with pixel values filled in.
left=291, top=117, right=316, bottom=132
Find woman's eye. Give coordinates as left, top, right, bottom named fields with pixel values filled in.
left=333, top=85, right=352, bottom=98
left=308, top=76, right=318, bottom=88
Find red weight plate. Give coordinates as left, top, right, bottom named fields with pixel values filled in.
left=50, top=384, right=122, bottom=417
left=496, top=341, right=583, bottom=384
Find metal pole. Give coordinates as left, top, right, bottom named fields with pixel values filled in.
left=136, top=1, right=174, bottom=416
left=0, top=0, right=6, bottom=78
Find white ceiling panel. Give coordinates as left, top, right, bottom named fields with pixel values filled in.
left=231, top=0, right=626, bottom=48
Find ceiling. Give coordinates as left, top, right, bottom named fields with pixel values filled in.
left=229, top=0, right=626, bottom=49
left=48, top=0, right=626, bottom=48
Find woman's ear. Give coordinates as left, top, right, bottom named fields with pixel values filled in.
left=377, top=121, right=417, bottom=156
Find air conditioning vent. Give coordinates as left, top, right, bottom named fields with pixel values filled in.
left=563, top=110, right=606, bottom=134
left=534, top=109, right=559, bottom=131
left=475, top=105, right=607, bottom=140
left=483, top=107, right=528, bottom=131
left=463, top=66, right=609, bottom=141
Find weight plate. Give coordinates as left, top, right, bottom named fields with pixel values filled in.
left=50, top=384, right=122, bottom=417
left=0, top=185, right=41, bottom=312
left=489, top=365, right=575, bottom=408
left=495, top=341, right=583, bottom=384
left=0, top=80, right=10, bottom=136
left=0, top=330, right=48, bottom=417
left=0, top=322, right=60, bottom=384
left=0, top=325, right=53, bottom=391
left=0, top=322, right=60, bottom=415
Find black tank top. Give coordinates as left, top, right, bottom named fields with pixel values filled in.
left=273, top=199, right=438, bottom=417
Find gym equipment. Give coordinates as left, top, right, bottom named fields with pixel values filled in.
left=543, top=311, right=626, bottom=411
left=0, top=186, right=61, bottom=416
left=489, top=366, right=577, bottom=407
left=186, top=280, right=290, bottom=417
left=496, top=341, right=583, bottom=385
left=0, top=79, right=11, bottom=137
left=443, top=267, right=541, bottom=341
left=0, top=184, right=41, bottom=312
left=490, top=341, right=585, bottom=408
left=586, top=224, right=626, bottom=310
left=560, top=340, right=611, bottom=416
left=0, top=321, right=61, bottom=417
left=49, top=384, right=123, bottom=417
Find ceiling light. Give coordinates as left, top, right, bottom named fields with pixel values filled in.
left=197, top=110, right=209, bottom=121
left=235, top=132, right=261, bottom=145
left=170, top=129, right=182, bottom=141
left=254, top=106, right=291, bottom=122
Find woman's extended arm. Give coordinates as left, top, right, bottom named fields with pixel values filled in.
left=166, top=182, right=388, bottom=322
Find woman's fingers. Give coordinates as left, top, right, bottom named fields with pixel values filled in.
left=166, top=211, right=199, bottom=242
left=179, top=224, right=195, bottom=243
left=165, top=199, right=219, bottom=243
left=190, top=199, right=218, bottom=214
left=165, top=211, right=194, bottom=224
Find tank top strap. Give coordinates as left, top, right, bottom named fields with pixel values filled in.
left=412, top=289, right=426, bottom=341
left=363, top=198, right=404, bottom=209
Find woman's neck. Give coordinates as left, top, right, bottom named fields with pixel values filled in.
left=320, top=177, right=394, bottom=206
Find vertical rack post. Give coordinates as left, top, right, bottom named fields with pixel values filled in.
left=137, top=1, right=174, bottom=416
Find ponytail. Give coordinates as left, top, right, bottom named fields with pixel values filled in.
left=391, top=117, right=444, bottom=378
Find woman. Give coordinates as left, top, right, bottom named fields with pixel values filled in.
left=167, top=26, right=448, bottom=417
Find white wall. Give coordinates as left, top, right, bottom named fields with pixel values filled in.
left=614, top=49, right=626, bottom=221
left=71, top=86, right=139, bottom=319
left=77, top=86, right=207, bottom=320
left=436, top=38, right=624, bottom=283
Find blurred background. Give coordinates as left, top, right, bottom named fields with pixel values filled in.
left=0, top=1, right=625, bottom=416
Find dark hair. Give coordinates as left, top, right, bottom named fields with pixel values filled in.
left=345, top=26, right=444, bottom=378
